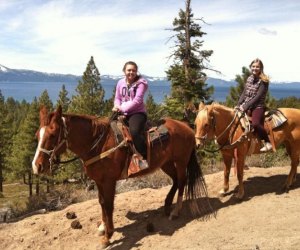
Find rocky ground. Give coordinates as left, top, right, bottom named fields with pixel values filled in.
left=1, top=166, right=300, bottom=250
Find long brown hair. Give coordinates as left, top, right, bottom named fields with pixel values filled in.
left=249, top=58, right=270, bottom=83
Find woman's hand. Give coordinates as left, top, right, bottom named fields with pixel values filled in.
left=239, top=105, right=245, bottom=112
left=112, top=105, right=120, bottom=112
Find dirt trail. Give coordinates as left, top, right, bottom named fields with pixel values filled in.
left=1, top=167, right=300, bottom=250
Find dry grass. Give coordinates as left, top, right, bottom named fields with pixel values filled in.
left=0, top=149, right=291, bottom=221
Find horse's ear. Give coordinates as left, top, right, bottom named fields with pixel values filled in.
left=199, top=102, right=205, bottom=110
left=56, top=105, right=62, bottom=117
left=51, top=105, right=63, bottom=124
left=39, top=106, right=49, bottom=126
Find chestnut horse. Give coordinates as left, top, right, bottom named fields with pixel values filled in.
left=194, top=102, right=300, bottom=199
left=32, top=106, right=211, bottom=248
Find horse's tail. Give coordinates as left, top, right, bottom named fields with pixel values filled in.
left=185, top=149, right=215, bottom=217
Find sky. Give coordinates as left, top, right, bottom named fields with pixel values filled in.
left=0, top=0, right=300, bottom=82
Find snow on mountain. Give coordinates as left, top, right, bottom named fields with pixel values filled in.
left=0, top=64, right=9, bottom=72
left=0, top=64, right=299, bottom=86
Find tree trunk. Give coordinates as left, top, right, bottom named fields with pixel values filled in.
left=0, top=164, right=3, bottom=192
left=46, top=179, right=50, bottom=193
left=35, top=176, right=40, bottom=195
left=184, top=0, right=191, bottom=84
left=28, top=172, right=33, bottom=196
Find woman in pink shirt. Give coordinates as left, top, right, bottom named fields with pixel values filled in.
left=112, top=61, right=149, bottom=168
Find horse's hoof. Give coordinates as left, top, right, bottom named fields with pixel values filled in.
left=234, top=193, right=244, bottom=200
left=218, top=190, right=227, bottom=197
left=281, top=184, right=290, bottom=193
left=168, top=214, right=179, bottom=220
left=97, top=239, right=110, bottom=250
left=98, top=230, right=105, bottom=236
left=98, top=223, right=105, bottom=236
left=164, top=207, right=171, bottom=216
left=96, top=242, right=109, bottom=250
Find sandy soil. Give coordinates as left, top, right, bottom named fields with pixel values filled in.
left=1, top=166, right=300, bottom=250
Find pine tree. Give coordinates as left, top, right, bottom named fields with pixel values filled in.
left=146, top=92, right=162, bottom=122
left=8, top=99, right=39, bottom=196
left=56, top=84, right=70, bottom=112
left=69, top=56, right=105, bottom=116
left=38, top=90, right=53, bottom=111
left=102, top=88, right=115, bottom=117
left=225, top=67, right=251, bottom=107
left=165, top=0, right=214, bottom=120
left=0, top=91, right=6, bottom=192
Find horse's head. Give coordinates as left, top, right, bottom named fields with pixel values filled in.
left=32, top=105, right=67, bottom=175
left=194, top=102, right=215, bottom=148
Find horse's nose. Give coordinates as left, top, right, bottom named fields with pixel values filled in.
left=195, top=137, right=201, bottom=147
left=32, top=161, right=41, bottom=175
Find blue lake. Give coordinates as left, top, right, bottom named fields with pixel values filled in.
left=0, top=81, right=300, bottom=103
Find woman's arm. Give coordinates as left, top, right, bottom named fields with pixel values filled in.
left=241, top=83, right=268, bottom=111
left=120, top=79, right=148, bottom=113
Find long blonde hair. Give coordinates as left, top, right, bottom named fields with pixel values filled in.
left=250, top=58, right=270, bottom=83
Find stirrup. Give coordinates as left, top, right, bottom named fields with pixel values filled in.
left=260, top=142, right=272, bottom=152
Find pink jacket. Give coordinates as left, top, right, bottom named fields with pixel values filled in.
left=114, top=77, right=148, bottom=116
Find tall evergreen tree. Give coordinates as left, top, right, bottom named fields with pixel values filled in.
left=38, top=90, right=53, bottom=111
left=165, top=0, right=214, bottom=120
left=3, top=98, right=30, bottom=182
left=146, top=92, right=162, bottom=122
left=0, top=91, right=6, bottom=192
left=69, top=56, right=105, bottom=116
left=8, top=99, right=39, bottom=196
left=56, top=84, right=70, bottom=112
left=225, top=67, right=251, bottom=107
left=102, top=88, right=115, bottom=117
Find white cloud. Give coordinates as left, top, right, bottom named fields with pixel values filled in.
left=0, top=0, right=300, bottom=81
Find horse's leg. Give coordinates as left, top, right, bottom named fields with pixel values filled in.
left=96, top=182, right=106, bottom=237
left=161, top=163, right=178, bottom=216
left=96, top=180, right=116, bottom=249
left=232, top=148, right=238, bottom=176
left=219, top=151, right=233, bottom=196
left=284, top=142, right=299, bottom=191
left=235, top=149, right=246, bottom=199
left=169, top=161, right=186, bottom=220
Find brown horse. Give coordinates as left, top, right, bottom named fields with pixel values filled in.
left=194, top=102, right=300, bottom=199
left=32, top=106, right=210, bottom=248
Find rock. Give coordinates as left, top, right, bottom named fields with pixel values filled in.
left=71, top=220, right=82, bottom=229
left=66, top=211, right=77, bottom=219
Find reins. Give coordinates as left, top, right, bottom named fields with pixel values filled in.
left=202, top=109, right=250, bottom=153
left=90, top=112, right=119, bottom=151
left=56, top=112, right=124, bottom=168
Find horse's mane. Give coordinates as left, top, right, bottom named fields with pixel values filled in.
left=62, top=113, right=110, bottom=137
left=211, top=102, right=233, bottom=112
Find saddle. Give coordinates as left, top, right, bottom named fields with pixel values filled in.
left=238, top=109, right=287, bottom=154
left=110, top=118, right=169, bottom=178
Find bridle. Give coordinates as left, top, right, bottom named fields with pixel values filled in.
left=195, top=106, right=250, bottom=152
left=37, top=112, right=121, bottom=171
left=37, top=117, right=69, bottom=171
left=194, top=107, right=216, bottom=143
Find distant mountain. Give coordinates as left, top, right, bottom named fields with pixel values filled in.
left=0, top=64, right=81, bottom=82
left=1, top=64, right=299, bottom=88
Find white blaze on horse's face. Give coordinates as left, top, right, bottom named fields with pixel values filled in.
left=32, top=127, right=46, bottom=174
